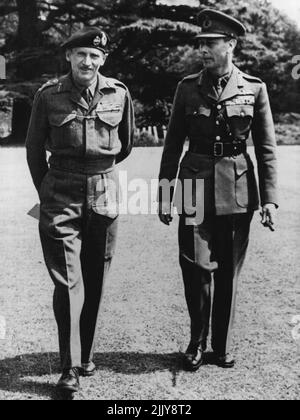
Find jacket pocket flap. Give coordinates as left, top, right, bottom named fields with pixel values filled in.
left=97, top=103, right=122, bottom=112
left=96, top=110, right=123, bottom=127
left=226, top=104, right=254, bottom=118
left=198, top=106, right=211, bottom=117
left=49, top=113, right=77, bottom=127
left=186, top=106, right=211, bottom=117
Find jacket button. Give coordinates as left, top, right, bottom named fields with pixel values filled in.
left=216, top=136, right=221, bottom=141
left=217, top=105, right=222, bottom=110
left=216, top=121, right=220, bottom=126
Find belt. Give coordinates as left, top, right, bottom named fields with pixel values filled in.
left=49, top=155, right=115, bottom=175
left=190, top=141, right=247, bottom=157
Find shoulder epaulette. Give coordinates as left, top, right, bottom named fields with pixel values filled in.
left=240, top=71, right=263, bottom=84
left=38, top=78, right=59, bottom=93
left=182, top=73, right=201, bottom=82
left=107, top=78, right=127, bottom=91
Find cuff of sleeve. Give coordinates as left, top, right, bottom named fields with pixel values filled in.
left=262, top=202, right=279, bottom=209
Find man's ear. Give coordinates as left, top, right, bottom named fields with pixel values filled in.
left=101, top=52, right=108, bottom=66
left=65, top=49, right=72, bottom=63
left=229, top=38, right=237, bottom=52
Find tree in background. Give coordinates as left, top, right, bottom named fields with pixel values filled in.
left=1, top=0, right=300, bottom=126
left=116, top=0, right=300, bottom=122
left=0, top=0, right=154, bottom=50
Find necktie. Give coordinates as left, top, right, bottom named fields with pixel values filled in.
left=82, top=88, right=92, bottom=106
left=215, top=79, right=223, bottom=98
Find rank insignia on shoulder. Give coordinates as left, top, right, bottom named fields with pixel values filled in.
left=239, top=71, right=262, bottom=84
left=38, top=78, right=59, bottom=92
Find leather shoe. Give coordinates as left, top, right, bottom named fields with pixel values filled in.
left=57, top=368, right=80, bottom=393
left=215, top=354, right=235, bottom=369
left=79, top=362, right=97, bottom=377
left=184, top=342, right=204, bottom=371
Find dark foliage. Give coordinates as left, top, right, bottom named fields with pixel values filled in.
left=1, top=0, right=300, bottom=125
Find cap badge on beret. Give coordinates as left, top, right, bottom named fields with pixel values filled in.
left=93, top=33, right=108, bottom=48
left=93, top=36, right=102, bottom=47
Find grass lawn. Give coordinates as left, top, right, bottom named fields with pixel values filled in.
left=0, top=146, right=299, bottom=400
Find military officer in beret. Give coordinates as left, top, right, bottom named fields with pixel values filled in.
left=158, top=9, right=278, bottom=370
left=26, top=27, right=135, bottom=393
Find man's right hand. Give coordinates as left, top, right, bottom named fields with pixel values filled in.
left=159, top=213, right=173, bottom=226
left=158, top=202, right=173, bottom=226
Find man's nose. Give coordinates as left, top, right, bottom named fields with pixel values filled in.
left=199, top=43, right=209, bottom=53
left=83, top=55, right=92, bottom=66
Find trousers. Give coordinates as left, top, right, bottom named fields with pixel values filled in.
left=179, top=212, right=253, bottom=355
left=39, top=167, right=118, bottom=369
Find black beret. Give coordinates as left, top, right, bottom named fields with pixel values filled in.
left=62, top=27, right=109, bottom=52
left=197, top=9, right=246, bottom=39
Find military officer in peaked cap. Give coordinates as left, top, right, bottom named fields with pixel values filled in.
left=26, top=27, right=135, bottom=393
left=158, top=9, right=278, bottom=370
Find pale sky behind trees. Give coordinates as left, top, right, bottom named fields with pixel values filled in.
left=158, top=0, right=300, bottom=27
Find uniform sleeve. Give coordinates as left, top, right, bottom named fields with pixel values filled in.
left=251, top=83, right=279, bottom=207
left=116, top=89, right=135, bottom=164
left=158, top=82, right=187, bottom=184
left=25, top=90, right=49, bottom=194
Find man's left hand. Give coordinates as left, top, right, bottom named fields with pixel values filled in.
left=260, top=203, right=277, bottom=232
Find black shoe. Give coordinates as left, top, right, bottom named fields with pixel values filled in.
left=79, top=362, right=96, bottom=377
left=184, top=342, right=204, bottom=372
left=57, top=368, right=80, bottom=393
left=215, top=354, right=235, bottom=369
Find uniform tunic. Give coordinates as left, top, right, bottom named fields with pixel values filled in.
left=26, top=72, right=135, bottom=369
left=158, top=65, right=278, bottom=355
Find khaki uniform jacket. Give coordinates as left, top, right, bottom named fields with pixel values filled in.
left=159, top=65, right=278, bottom=215
left=26, top=72, right=135, bottom=192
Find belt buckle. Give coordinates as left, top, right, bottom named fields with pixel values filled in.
left=214, top=142, right=223, bottom=157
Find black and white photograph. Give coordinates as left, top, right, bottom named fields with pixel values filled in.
left=0, top=0, right=299, bottom=402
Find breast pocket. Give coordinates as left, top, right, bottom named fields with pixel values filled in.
left=226, top=104, right=254, bottom=118
left=96, top=104, right=123, bottom=149
left=226, top=103, right=254, bottom=140
left=185, top=105, right=212, bottom=138
left=48, top=113, right=81, bottom=150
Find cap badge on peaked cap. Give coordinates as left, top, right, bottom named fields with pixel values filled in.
left=202, top=17, right=212, bottom=30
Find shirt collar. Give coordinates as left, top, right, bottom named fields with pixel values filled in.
left=72, top=75, right=98, bottom=97
left=207, top=67, right=233, bottom=87
left=54, top=72, right=117, bottom=94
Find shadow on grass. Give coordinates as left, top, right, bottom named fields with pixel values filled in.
left=0, top=353, right=61, bottom=400
left=0, top=351, right=216, bottom=400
